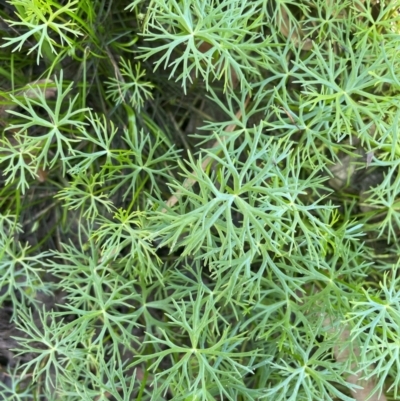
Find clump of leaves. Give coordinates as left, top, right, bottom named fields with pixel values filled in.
left=0, top=0, right=399, bottom=400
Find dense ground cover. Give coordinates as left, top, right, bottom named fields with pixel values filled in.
left=0, top=0, right=399, bottom=400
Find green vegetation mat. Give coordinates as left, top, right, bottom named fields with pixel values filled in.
left=0, top=1, right=399, bottom=400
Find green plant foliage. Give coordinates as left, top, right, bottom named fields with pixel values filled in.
left=0, top=0, right=400, bottom=400
left=106, top=59, right=154, bottom=110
